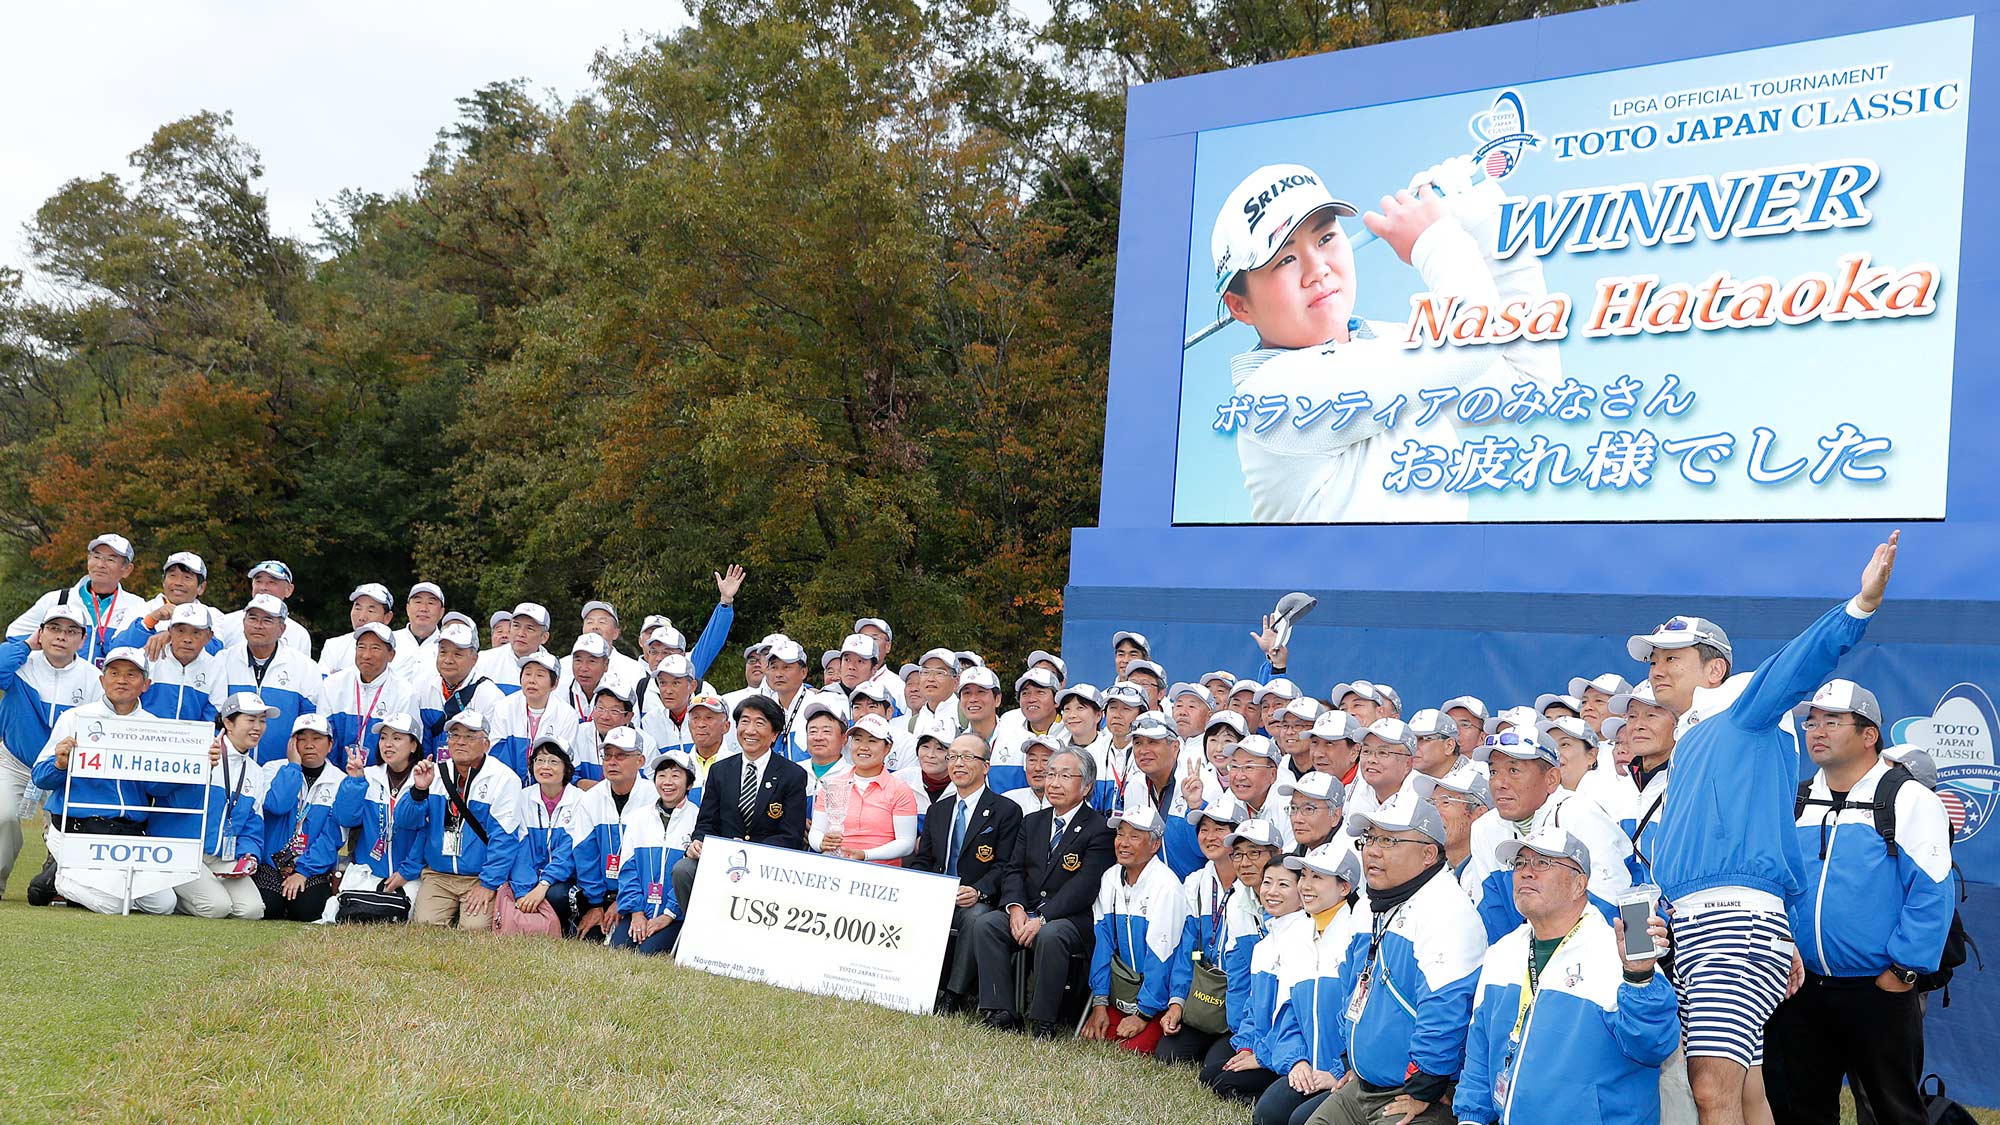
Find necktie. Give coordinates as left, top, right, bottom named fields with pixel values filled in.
left=739, top=760, right=758, bottom=825
left=946, top=799, right=968, bottom=877
left=1049, top=816, right=1066, bottom=856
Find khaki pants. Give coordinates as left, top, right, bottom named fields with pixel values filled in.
left=176, top=858, right=266, bottom=920
left=1306, top=1080, right=1456, bottom=1125
left=412, top=871, right=494, bottom=930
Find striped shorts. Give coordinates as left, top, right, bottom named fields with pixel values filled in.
left=1669, top=905, right=1794, bottom=1068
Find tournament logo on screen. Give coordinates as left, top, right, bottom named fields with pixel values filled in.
left=1470, top=90, right=1540, bottom=180
left=1894, top=683, right=1997, bottom=843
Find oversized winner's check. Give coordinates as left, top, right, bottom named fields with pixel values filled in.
left=676, top=839, right=958, bottom=1014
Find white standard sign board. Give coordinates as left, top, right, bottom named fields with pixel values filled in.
left=57, top=833, right=206, bottom=876
left=66, top=715, right=213, bottom=785
left=676, top=840, right=958, bottom=1014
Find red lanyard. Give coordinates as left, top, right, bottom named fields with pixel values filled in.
left=83, top=587, right=119, bottom=657
left=572, top=683, right=594, bottom=723
left=354, top=677, right=387, bottom=732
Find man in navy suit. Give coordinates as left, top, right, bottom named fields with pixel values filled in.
left=973, top=742, right=1116, bottom=1035
left=911, top=733, right=1024, bottom=1012
left=674, top=694, right=808, bottom=911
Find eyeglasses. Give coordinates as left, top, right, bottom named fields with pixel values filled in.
left=946, top=752, right=989, bottom=763
left=1229, top=846, right=1270, bottom=860
left=1800, top=718, right=1858, bottom=732
left=1047, top=770, right=1086, bottom=781
left=1291, top=801, right=1330, bottom=815
left=1509, top=855, right=1586, bottom=876
left=1357, top=834, right=1432, bottom=852
left=1359, top=746, right=1411, bottom=759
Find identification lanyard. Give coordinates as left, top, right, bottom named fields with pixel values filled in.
left=1349, top=903, right=1406, bottom=1018
left=376, top=773, right=408, bottom=863
left=215, top=745, right=250, bottom=848
left=354, top=677, right=388, bottom=734
left=524, top=705, right=544, bottom=745
left=1204, top=873, right=1226, bottom=962
left=445, top=762, right=479, bottom=828
left=1498, top=916, right=1585, bottom=1104
left=572, top=683, right=594, bottom=723
left=1149, top=766, right=1177, bottom=814
left=82, top=586, right=119, bottom=663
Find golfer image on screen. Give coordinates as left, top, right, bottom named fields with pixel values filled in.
left=1210, top=158, right=1559, bottom=523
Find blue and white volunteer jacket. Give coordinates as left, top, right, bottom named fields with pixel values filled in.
left=512, top=783, right=584, bottom=895
left=640, top=706, right=697, bottom=760
left=1454, top=910, right=1679, bottom=1125
left=137, top=648, right=228, bottom=722
left=389, top=626, right=441, bottom=684
left=332, top=765, right=426, bottom=882
left=320, top=666, right=418, bottom=766
left=0, top=638, right=100, bottom=769
left=1624, top=765, right=1670, bottom=886
left=1791, top=759, right=1957, bottom=976
left=1655, top=599, right=1873, bottom=904
left=486, top=695, right=581, bottom=781
left=1334, top=870, right=1486, bottom=1096
left=108, top=612, right=223, bottom=657
left=679, top=601, right=736, bottom=685
left=1220, top=881, right=1268, bottom=1030
left=473, top=645, right=523, bottom=693
left=614, top=797, right=699, bottom=921
left=990, top=710, right=1059, bottom=796
left=1465, top=789, right=1631, bottom=943
left=260, top=761, right=347, bottom=876
left=220, top=642, right=322, bottom=765
left=1121, top=765, right=1225, bottom=880
left=394, top=756, right=523, bottom=888
left=145, top=735, right=266, bottom=856
left=32, top=701, right=158, bottom=820
left=1266, top=900, right=1366, bottom=1076
left=6, top=581, right=144, bottom=667
left=1089, top=856, right=1190, bottom=1019
left=1168, top=863, right=1241, bottom=1015
left=566, top=722, right=648, bottom=786
left=1099, top=738, right=1138, bottom=816
left=569, top=780, right=658, bottom=909
left=412, top=673, right=507, bottom=757
left=1235, top=910, right=1316, bottom=1067
left=685, top=746, right=736, bottom=808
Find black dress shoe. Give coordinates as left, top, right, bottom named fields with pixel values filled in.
left=980, top=1009, right=1021, bottom=1031
left=1029, top=1021, right=1063, bottom=1040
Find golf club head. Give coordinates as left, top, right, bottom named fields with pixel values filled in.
left=1270, top=592, right=1318, bottom=651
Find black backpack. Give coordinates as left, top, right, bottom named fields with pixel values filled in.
left=1795, top=764, right=1980, bottom=1000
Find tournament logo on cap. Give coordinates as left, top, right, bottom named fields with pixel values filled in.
left=957, top=666, right=1001, bottom=694
left=1627, top=615, right=1733, bottom=661
left=1284, top=847, right=1362, bottom=887
left=1535, top=693, right=1583, bottom=717
left=1414, top=764, right=1493, bottom=809
left=292, top=713, right=333, bottom=739
left=1345, top=791, right=1448, bottom=846
left=219, top=691, right=279, bottom=720
left=353, top=622, right=395, bottom=647
left=435, top=621, right=479, bottom=649
left=849, top=713, right=896, bottom=742
left=168, top=602, right=216, bottom=632
left=1169, top=681, right=1217, bottom=708
left=163, top=551, right=207, bottom=578
left=1405, top=709, right=1455, bottom=741
left=1441, top=695, right=1490, bottom=721
left=1205, top=710, right=1248, bottom=739
left=247, top=560, right=292, bottom=582
left=1308, top=711, right=1362, bottom=743
left=765, top=639, right=808, bottom=666
left=1104, top=681, right=1148, bottom=710
left=1224, top=818, right=1281, bottom=848
left=1110, top=630, right=1150, bottom=656
left=1025, top=649, right=1067, bottom=682
left=1130, top=713, right=1177, bottom=742
left=1496, top=824, right=1591, bottom=873
left=86, top=533, right=136, bottom=561
left=840, top=633, right=880, bottom=662
left=799, top=691, right=851, bottom=729
left=1055, top=683, right=1105, bottom=712
left=1275, top=770, right=1343, bottom=806
left=244, top=593, right=288, bottom=620
left=373, top=710, right=423, bottom=740
left=1233, top=734, right=1281, bottom=762
left=1015, top=666, right=1060, bottom=695
left=43, top=602, right=89, bottom=628
left=511, top=602, right=552, bottom=630
left=853, top=617, right=893, bottom=641
left=1256, top=678, right=1300, bottom=703
left=1123, top=659, right=1165, bottom=685
left=1791, top=678, right=1884, bottom=728
left=349, top=582, right=394, bottom=609
left=581, top=600, right=620, bottom=624
left=600, top=725, right=641, bottom=753
left=655, top=653, right=695, bottom=680
left=1483, top=729, right=1558, bottom=767
left=919, top=647, right=957, bottom=669
left=408, top=581, right=444, bottom=603
left=444, top=710, right=489, bottom=735
left=1108, top=804, right=1166, bottom=837
left=1568, top=673, right=1633, bottom=701
left=688, top=692, right=728, bottom=715
left=571, top=633, right=612, bottom=659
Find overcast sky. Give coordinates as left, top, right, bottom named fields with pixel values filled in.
left=0, top=2, right=686, bottom=280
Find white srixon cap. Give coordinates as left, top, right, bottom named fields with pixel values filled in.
left=1628, top=614, right=1732, bottom=661
left=1212, top=164, right=1358, bottom=293
left=168, top=602, right=216, bottom=631
left=87, top=533, right=136, bottom=561
left=162, top=551, right=207, bottom=578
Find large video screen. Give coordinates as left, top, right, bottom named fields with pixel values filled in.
left=1173, top=17, right=1972, bottom=525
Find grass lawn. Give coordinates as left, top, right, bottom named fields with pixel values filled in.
left=5, top=826, right=1994, bottom=1123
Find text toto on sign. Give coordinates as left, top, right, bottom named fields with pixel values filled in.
left=676, top=840, right=958, bottom=1014
left=57, top=833, right=205, bottom=876
left=67, top=715, right=215, bottom=784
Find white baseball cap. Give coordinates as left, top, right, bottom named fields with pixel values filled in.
left=1535, top=693, right=1583, bottom=716
left=247, top=559, right=293, bottom=582
left=1199, top=670, right=1238, bottom=691
left=43, top=603, right=88, bottom=628
left=919, top=647, right=958, bottom=669
left=1211, top=164, right=1358, bottom=293
left=851, top=678, right=895, bottom=706
left=1278, top=696, right=1325, bottom=725
left=1405, top=709, right=1455, bottom=741
left=1111, top=630, right=1150, bottom=655
left=957, top=666, right=1001, bottom=693
left=840, top=633, right=880, bottom=661
left=373, top=711, right=423, bottom=740
left=1108, top=804, right=1166, bottom=838
left=1224, top=818, right=1282, bottom=848
left=1441, top=695, right=1490, bottom=720
left=1233, top=734, right=1281, bottom=762
left=518, top=650, right=560, bottom=679
left=1104, top=681, right=1148, bottom=710
left=162, top=551, right=207, bottom=578
left=1495, top=824, right=1592, bottom=873
left=765, top=639, right=808, bottom=666
left=1308, top=711, right=1364, bottom=743
left=1124, top=659, right=1166, bottom=684
left=799, top=692, right=851, bottom=728
left=436, top=621, right=479, bottom=649
left=408, top=582, right=444, bottom=603
left=599, top=725, right=641, bottom=754
left=1568, top=673, right=1633, bottom=700
left=1792, top=679, right=1883, bottom=727
left=1130, top=713, right=1177, bottom=742
left=581, top=600, right=619, bottom=623
left=654, top=653, right=695, bottom=681
left=1204, top=711, right=1248, bottom=739
left=1169, top=681, right=1217, bottom=708
left=219, top=691, right=279, bottom=720
left=1345, top=791, right=1447, bottom=846
left=1256, top=678, right=1300, bottom=703
left=1628, top=614, right=1732, bottom=661
left=352, top=622, right=395, bottom=647
left=570, top=633, right=611, bottom=659
left=87, top=533, right=135, bottom=561
left=1284, top=847, right=1363, bottom=887
left=1015, top=666, right=1061, bottom=695
left=1483, top=705, right=1541, bottom=735
left=820, top=649, right=841, bottom=671
left=1365, top=718, right=1417, bottom=750
left=168, top=602, right=216, bottom=631
left=1608, top=682, right=1665, bottom=715
left=245, top=593, right=288, bottom=619
left=853, top=617, right=893, bottom=641
left=291, top=714, right=333, bottom=739
left=849, top=713, right=896, bottom=743
left=1055, top=683, right=1105, bottom=711
left=1537, top=716, right=1599, bottom=748
left=1275, top=770, right=1344, bottom=807
left=1331, top=679, right=1388, bottom=706
left=1026, top=650, right=1067, bottom=681
left=349, top=583, right=394, bottom=609
left=511, top=603, right=552, bottom=630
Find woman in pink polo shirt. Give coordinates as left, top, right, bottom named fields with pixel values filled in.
left=818, top=715, right=919, bottom=866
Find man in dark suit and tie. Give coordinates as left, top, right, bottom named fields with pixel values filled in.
left=673, top=694, right=808, bottom=911
left=973, top=741, right=1116, bottom=1036
left=911, top=732, right=1024, bottom=1012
